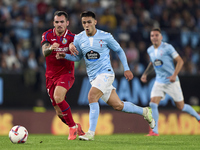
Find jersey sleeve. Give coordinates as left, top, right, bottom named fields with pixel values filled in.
left=107, top=34, right=130, bottom=71
left=41, top=32, right=50, bottom=46
left=168, top=45, right=179, bottom=59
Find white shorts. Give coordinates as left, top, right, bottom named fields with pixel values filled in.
left=91, top=73, right=116, bottom=103
left=151, top=81, right=184, bottom=102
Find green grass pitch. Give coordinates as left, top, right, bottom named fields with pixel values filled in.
left=1, top=134, right=200, bottom=150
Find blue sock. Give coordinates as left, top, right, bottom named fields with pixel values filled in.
left=122, top=102, right=143, bottom=115
left=149, top=102, right=159, bottom=134
left=182, top=104, right=200, bottom=121
left=89, top=102, right=100, bottom=132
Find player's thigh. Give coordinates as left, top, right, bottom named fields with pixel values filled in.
left=90, top=73, right=115, bottom=103
left=151, top=82, right=165, bottom=102
left=54, top=86, right=67, bottom=102
left=88, top=87, right=103, bottom=103
left=107, top=90, right=123, bottom=110
left=165, top=81, right=184, bottom=102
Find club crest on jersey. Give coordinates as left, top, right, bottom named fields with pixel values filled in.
left=154, top=59, right=163, bottom=68
left=86, top=50, right=100, bottom=61
left=99, top=40, right=103, bottom=47
left=62, top=38, right=67, bottom=44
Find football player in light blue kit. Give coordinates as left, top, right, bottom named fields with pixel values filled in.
left=56, top=11, right=155, bottom=140
left=141, top=28, right=200, bottom=136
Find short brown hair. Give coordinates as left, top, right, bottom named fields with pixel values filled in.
left=54, top=11, right=68, bottom=21
left=151, top=27, right=161, bottom=33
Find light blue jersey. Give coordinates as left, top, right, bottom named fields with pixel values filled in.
left=147, top=42, right=179, bottom=84
left=65, top=29, right=130, bottom=82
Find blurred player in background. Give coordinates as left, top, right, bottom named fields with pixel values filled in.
left=56, top=11, right=155, bottom=141
left=41, top=11, right=84, bottom=140
left=141, top=28, right=200, bottom=136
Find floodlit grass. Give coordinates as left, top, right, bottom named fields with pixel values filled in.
left=1, top=134, right=200, bottom=150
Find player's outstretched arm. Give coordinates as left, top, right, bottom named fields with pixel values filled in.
left=124, top=70, right=134, bottom=81
left=141, top=62, right=154, bottom=83
left=56, top=52, right=82, bottom=62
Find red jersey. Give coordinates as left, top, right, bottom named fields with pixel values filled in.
left=41, top=28, right=74, bottom=78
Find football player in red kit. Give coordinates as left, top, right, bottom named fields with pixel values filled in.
left=41, top=11, right=84, bottom=140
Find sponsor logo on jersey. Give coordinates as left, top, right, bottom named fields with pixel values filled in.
left=54, top=47, right=69, bottom=52
left=62, top=38, right=67, bottom=44
left=86, top=50, right=100, bottom=61
left=154, top=59, right=163, bottom=68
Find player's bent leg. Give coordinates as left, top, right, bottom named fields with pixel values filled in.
left=54, top=105, right=67, bottom=124
left=177, top=101, right=200, bottom=122
left=106, top=90, right=124, bottom=111
left=107, top=90, right=155, bottom=129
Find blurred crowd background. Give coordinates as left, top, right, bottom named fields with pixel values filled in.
left=0, top=0, right=200, bottom=89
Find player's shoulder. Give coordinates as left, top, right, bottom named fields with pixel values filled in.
left=67, top=30, right=75, bottom=37
left=161, top=42, right=174, bottom=49
left=97, top=29, right=111, bottom=37
left=42, top=28, right=53, bottom=36
left=75, top=31, right=85, bottom=39
left=147, top=45, right=154, bottom=53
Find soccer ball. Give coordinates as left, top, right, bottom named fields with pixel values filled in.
left=9, top=125, right=28, bottom=144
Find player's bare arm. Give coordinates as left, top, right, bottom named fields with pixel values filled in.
left=69, top=42, right=79, bottom=56
left=42, top=42, right=60, bottom=57
left=167, top=55, right=184, bottom=82
left=42, top=43, right=52, bottom=57
left=124, top=70, right=134, bottom=81
left=141, top=62, right=154, bottom=83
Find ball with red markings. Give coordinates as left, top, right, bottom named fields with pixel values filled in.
left=9, top=125, right=28, bottom=144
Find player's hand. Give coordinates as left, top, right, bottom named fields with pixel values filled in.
left=56, top=52, right=66, bottom=59
left=124, top=70, right=134, bottom=81
left=167, top=74, right=176, bottom=82
left=141, top=74, right=147, bottom=83
left=51, top=42, right=60, bottom=50
left=69, top=42, right=79, bottom=56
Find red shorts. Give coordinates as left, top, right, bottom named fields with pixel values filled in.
left=46, top=74, right=75, bottom=106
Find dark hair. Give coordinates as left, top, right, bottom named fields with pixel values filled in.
left=54, top=11, right=68, bottom=20
left=80, top=11, right=96, bottom=19
left=151, top=27, right=161, bottom=33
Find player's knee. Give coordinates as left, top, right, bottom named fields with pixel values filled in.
left=112, top=103, right=123, bottom=111
left=177, top=105, right=184, bottom=110
left=88, top=93, right=98, bottom=103
left=54, top=95, right=63, bottom=103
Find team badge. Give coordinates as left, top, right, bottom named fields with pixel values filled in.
left=62, top=38, right=67, bottom=44
left=160, top=50, right=163, bottom=56
left=99, top=40, right=103, bottom=47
